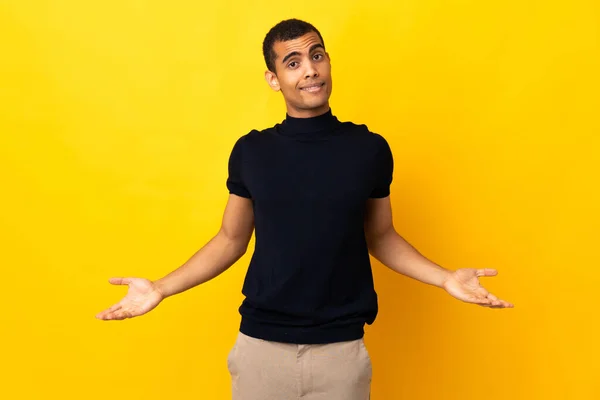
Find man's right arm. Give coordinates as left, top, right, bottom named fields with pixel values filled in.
left=154, top=193, right=254, bottom=298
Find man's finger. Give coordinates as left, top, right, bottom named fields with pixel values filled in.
left=486, top=293, right=502, bottom=306
left=95, top=303, right=123, bottom=319
left=469, top=296, right=492, bottom=305
left=476, top=269, right=498, bottom=277
left=108, top=312, right=124, bottom=320
left=489, top=300, right=514, bottom=308
left=109, top=277, right=132, bottom=285
left=115, top=310, right=132, bottom=320
left=107, top=304, right=122, bottom=313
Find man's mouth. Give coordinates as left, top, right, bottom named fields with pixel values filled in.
left=300, top=82, right=325, bottom=92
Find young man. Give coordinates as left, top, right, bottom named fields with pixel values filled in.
left=96, top=19, right=513, bottom=400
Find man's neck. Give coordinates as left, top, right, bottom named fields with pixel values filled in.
left=285, top=103, right=330, bottom=118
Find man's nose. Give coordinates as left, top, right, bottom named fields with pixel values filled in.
left=305, top=62, right=319, bottom=78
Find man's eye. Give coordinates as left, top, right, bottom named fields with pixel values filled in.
left=313, top=54, right=323, bottom=60
left=288, top=61, right=298, bottom=68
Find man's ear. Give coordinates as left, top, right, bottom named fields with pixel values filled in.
left=265, top=70, right=280, bottom=91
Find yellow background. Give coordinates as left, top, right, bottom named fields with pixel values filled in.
left=1, top=1, right=599, bottom=399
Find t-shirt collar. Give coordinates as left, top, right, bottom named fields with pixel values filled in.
left=279, top=108, right=340, bottom=136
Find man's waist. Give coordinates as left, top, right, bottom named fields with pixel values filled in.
left=238, top=314, right=365, bottom=344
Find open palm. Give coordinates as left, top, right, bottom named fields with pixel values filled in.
left=443, top=268, right=514, bottom=308
left=96, top=277, right=164, bottom=320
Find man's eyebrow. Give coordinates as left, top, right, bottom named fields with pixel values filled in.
left=281, top=43, right=325, bottom=65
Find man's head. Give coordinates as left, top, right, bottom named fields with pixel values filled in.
left=262, top=19, right=332, bottom=118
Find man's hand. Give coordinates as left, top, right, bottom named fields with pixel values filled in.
left=96, top=277, right=164, bottom=320
left=442, top=268, right=514, bottom=308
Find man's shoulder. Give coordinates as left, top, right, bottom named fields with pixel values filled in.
left=236, top=126, right=276, bottom=142
left=235, top=119, right=387, bottom=145
left=337, top=120, right=388, bottom=144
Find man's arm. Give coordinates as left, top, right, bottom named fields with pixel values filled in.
left=364, top=196, right=450, bottom=288
left=155, top=193, right=255, bottom=298
left=96, top=193, right=255, bottom=320
left=364, top=196, right=513, bottom=307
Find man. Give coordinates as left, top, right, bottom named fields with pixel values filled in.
left=96, top=19, right=513, bottom=400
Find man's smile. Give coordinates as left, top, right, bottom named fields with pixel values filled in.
left=300, top=82, right=325, bottom=92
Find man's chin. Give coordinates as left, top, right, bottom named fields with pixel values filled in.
left=300, top=99, right=330, bottom=111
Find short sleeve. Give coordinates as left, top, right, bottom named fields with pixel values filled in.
left=369, top=135, right=394, bottom=198
left=226, top=136, right=252, bottom=198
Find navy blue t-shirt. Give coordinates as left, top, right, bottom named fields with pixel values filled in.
left=226, top=109, right=393, bottom=344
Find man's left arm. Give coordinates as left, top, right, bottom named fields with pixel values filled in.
left=364, top=196, right=514, bottom=308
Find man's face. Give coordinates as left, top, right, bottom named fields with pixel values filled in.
left=265, top=32, right=332, bottom=118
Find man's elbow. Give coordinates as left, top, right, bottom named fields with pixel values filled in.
left=365, top=226, right=396, bottom=255
left=217, top=228, right=253, bottom=259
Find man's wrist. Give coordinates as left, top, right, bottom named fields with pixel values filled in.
left=435, top=267, right=453, bottom=289
left=153, top=279, right=169, bottom=299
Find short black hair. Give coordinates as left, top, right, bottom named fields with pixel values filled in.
left=262, top=19, right=326, bottom=74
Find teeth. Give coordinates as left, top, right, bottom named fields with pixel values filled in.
left=302, top=85, right=321, bottom=91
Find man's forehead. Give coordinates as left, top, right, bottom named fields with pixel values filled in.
left=273, top=32, right=323, bottom=57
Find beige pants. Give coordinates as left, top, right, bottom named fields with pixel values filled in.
left=227, top=331, right=372, bottom=400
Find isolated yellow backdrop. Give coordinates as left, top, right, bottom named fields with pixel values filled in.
left=1, top=1, right=599, bottom=399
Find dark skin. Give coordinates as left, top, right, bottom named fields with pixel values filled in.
left=95, top=31, right=513, bottom=321
left=265, top=32, right=333, bottom=118
left=266, top=32, right=514, bottom=309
